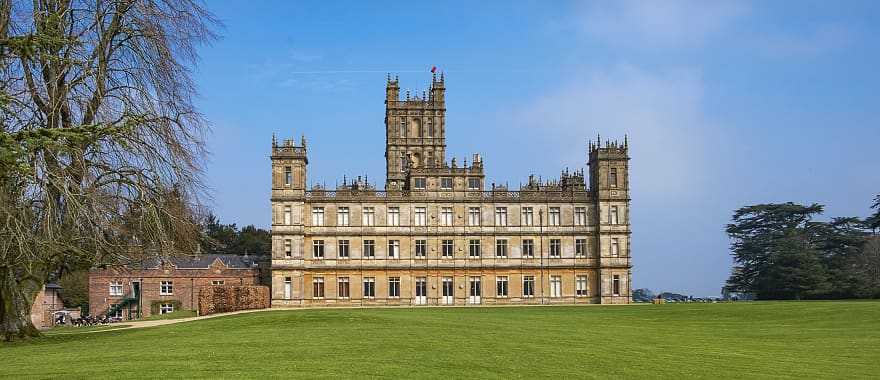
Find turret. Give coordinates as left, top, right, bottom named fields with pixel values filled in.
left=271, top=135, right=308, bottom=194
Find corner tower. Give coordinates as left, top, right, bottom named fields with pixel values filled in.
left=384, top=73, right=447, bottom=190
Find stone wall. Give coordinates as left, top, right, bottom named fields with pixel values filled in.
left=198, top=285, right=269, bottom=315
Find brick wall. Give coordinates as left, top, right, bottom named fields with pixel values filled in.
left=198, top=286, right=269, bottom=315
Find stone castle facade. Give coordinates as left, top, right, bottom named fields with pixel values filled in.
left=270, top=74, right=631, bottom=306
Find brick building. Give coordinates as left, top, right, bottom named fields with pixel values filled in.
left=89, top=254, right=264, bottom=319
left=270, top=74, right=632, bottom=307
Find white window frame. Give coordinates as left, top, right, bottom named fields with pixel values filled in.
left=496, top=276, right=509, bottom=298
left=211, top=280, right=225, bottom=286
left=440, top=207, right=454, bottom=226
left=159, top=303, right=174, bottom=315
left=495, top=239, right=508, bottom=258
left=523, top=276, right=535, bottom=298
left=312, top=277, right=325, bottom=299
left=283, top=206, right=292, bottom=225
left=338, top=277, right=350, bottom=299
left=362, top=207, right=375, bottom=226
left=576, top=275, right=588, bottom=297
left=313, top=240, right=325, bottom=259
left=468, top=178, right=480, bottom=190
left=415, top=239, right=427, bottom=258
left=522, top=239, right=534, bottom=258
left=388, top=277, right=401, bottom=298
left=610, top=206, right=619, bottom=225
left=549, top=207, right=561, bottom=226
left=160, top=281, right=173, bottom=296
left=284, top=238, right=292, bottom=258
left=109, top=281, right=123, bottom=296
left=415, top=207, right=427, bottom=226
left=495, top=207, right=507, bottom=226
left=387, top=207, right=400, bottom=226
left=550, top=239, right=561, bottom=258
left=575, top=238, right=587, bottom=258
left=284, top=166, right=292, bottom=186
left=611, top=238, right=620, bottom=257
left=522, top=207, right=534, bottom=226
left=441, top=240, right=454, bottom=258
left=550, top=276, right=562, bottom=298
left=363, top=240, right=375, bottom=258
left=440, top=177, right=453, bottom=190
left=413, top=177, right=426, bottom=189
left=575, top=207, right=587, bottom=226
left=468, top=207, right=481, bottom=226
left=388, top=240, right=400, bottom=259
left=363, top=277, right=376, bottom=298
left=338, top=240, right=350, bottom=259
left=337, top=207, right=350, bottom=226
left=468, top=239, right=481, bottom=258
left=311, top=207, right=324, bottom=226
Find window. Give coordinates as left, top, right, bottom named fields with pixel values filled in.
left=363, top=240, right=375, bottom=258
left=496, top=276, right=508, bottom=298
left=109, top=304, right=123, bottom=319
left=338, top=277, right=350, bottom=299
left=415, top=277, right=427, bottom=302
left=442, top=240, right=454, bottom=258
left=387, top=207, right=400, bottom=226
left=399, top=118, right=407, bottom=137
left=495, top=239, right=508, bottom=258
left=415, top=207, right=427, bottom=226
left=495, top=207, right=508, bottom=226
left=522, top=207, right=534, bottom=226
left=388, top=240, right=400, bottom=258
left=576, top=275, right=588, bottom=297
left=284, top=239, right=292, bottom=258
left=399, top=152, right=407, bottom=171
left=440, top=207, right=454, bottom=226
left=610, top=168, right=618, bottom=188
left=337, top=207, right=350, bottom=226
left=109, top=281, right=123, bottom=296
left=338, top=240, right=350, bottom=259
left=613, top=275, right=621, bottom=296
left=283, top=206, right=292, bottom=225
left=442, top=277, right=454, bottom=303
left=549, top=207, right=561, bottom=226
left=550, top=276, right=562, bottom=298
left=211, top=280, right=225, bottom=286
left=389, top=277, right=401, bottom=298
left=522, top=239, right=534, bottom=258
left=469, top=239, right=481, bottom=258
left=611, top=238, right=620, bottom=257
left=284, top=166, right=292, bottom=186
left=415, top=239, right=427, bottom=258
left=440, top=177, right=453, bottom=189
left=523, top=276, right=535, bottom=298
left=550, top=239, right=561, bottom=258
left=312, top=277, right=325, bottom=299
left=576, top=239, right=587, bottom=257
left=363, top=277, right=376, bottom=298
left=468, top=178, right=481, bottom=190
left=284, top=277, right=292, bottom=300
left=469, top=277, right=481, bottom=303
left=414, top=177, right=426, bottom=189
left=311, top=207, right=324, bottom=226
left=575, top=207, right=587, bottom=226
left=160, top=281, right=173, bottom=295
left=363, top=207, right=375, bottom=226
left=313, top=240, right=325, bottom=259
left=610, top=206, right=619, bottom=225
left=468, top=207, right=481, bottom=226
left=159, top=303, right=174, bottom=315
left=427, top=118, right=434, bottom=137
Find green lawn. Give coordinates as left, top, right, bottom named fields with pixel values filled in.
left=2, top=301, right=878, bottom=379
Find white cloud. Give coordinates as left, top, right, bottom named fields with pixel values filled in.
left=580, top=0, right=748, bottom=48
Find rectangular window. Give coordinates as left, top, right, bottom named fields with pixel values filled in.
left=610, top=206, right=619, bottom=225
left=549, top=207, right=561, bottom=226
left=363, top=207, right=375, bottom=226
left=415, top=239, right=427, bottom=258
left=611, top=238, right=620, bottom=257
left=495, top=239, right=508, bottom=258
left=415, top=207, right=427, bottom=226
left=575, top=207, right=587, bottom=226
left=468, top=178, right=480, bottom=190
left=284, top=239, right=292, bottom=258
left=610, top=168, right=618, bottom=188
left=440, top=177, right=453, bottom=189
left=160, top=281, right=173, bottom=295
left=284, top=166, right=292, bottom=186
left=337, top=207, right=350, bottom=226
left=613, top=275, right=621, bottom=296
left=283, top=206, right=292, bottom=225
left=469, top=239, right=481, bottom=258
left=311, top=207, right=324, bottom=226
left=284, top=277, right=292, bottom=300
left=313, top=240, right=325, bottom=259
left=468, top=207, right=481, bottom=226
left=109, top=281, right=123, bottom=296
left=442, top=240, right=454, bottom=258
left=523, top=276, right=535, bottom=298
left=388, top=240, right=400, bottom=258
left=387, top=207, right=400, bottom=226
left=338, top=240, right=350, bottom=259
left=363, top=277, right=376, bottom=298
left=442, top=277, right=454, bottom=303
left=550, top=276, right=562, bottom=298
left=389, top=277, right=401, bottom=298
left=469, top=276, right=481, bottom=303
left=575, top=238, right=587, bottom=257
left=576, top=275, right=588, bottom=297
left=211, top=280, right=225, bottom=286
left=496, top=276, right=508, bottom=298
left=550, top=239, right=561, bottom=258
left=338, top=277, right=350, bottom=299
left=522, top=239, right=534, bottom=258
left=440, top=207, right=454, bottom=226
left=312, top=277, right=325, bottom=299
left=413, top=177, right=426, bottom=189
left=363, top=240, right=375, bottom=258
left=109, top=304, right=123, bottom=319
left=495, top=207, right=508, bottom=226
left=522, top=207, right=534, bottom=226
left=159, top=303, right=174, bottom=315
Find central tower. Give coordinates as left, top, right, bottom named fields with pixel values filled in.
left=384, top=73, right=447, bottom=190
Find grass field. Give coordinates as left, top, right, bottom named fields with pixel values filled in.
left=2, top=301, right=878, bottom=379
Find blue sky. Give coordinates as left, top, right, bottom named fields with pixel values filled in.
left=194, top=1, right=880, bottom=296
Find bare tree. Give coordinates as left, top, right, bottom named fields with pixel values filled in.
left=0, top=0, right=218, bottom=340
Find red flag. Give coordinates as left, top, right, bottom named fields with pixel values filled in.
left=431, top=66, right=437, bottom=73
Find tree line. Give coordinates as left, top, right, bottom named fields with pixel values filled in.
left=725, top=195, right=880, bottom=300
